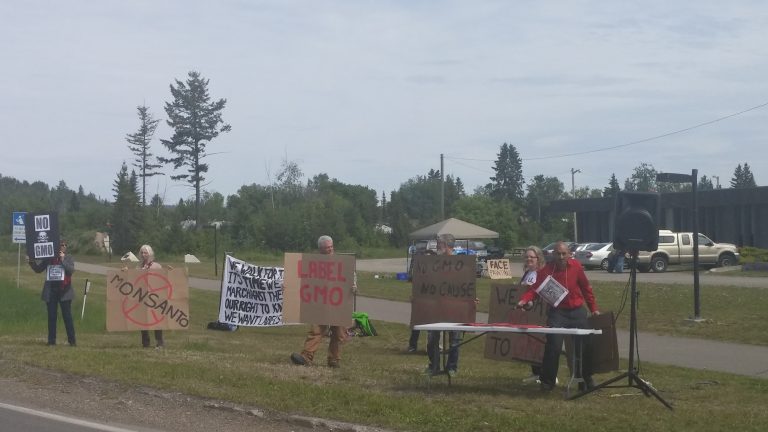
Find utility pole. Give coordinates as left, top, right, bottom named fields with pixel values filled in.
left=571, top=168, right=581, bottom=242
left=440, top=153, right=445, bottom=220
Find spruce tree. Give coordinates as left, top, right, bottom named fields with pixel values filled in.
left=126, top=105, right=163, bottom=206
left=160, top=71, right=231, bottom=229
left=111, top=163, right=143, bottom=254
left=488, top=143, right=524, bottom=203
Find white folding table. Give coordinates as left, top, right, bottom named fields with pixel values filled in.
left=414, top=322, right=602, bottom=396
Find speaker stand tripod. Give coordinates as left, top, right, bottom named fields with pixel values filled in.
left=569, top=251, right=673, bottom=410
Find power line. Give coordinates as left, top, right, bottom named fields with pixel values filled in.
left=447, top=100, right=768, bottom=162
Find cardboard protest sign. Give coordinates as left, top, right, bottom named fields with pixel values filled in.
left=218, top=255, right=284, bottom=326
left=24, top=212, right=59, bottom=260
left=486, top=259, right=513, bottom=279
left=106, top=268, right=190, bottom=331
left=484, top=283, right=546, bottom=364
left=410, top=254, right=477, bottom=326
left=565, top=311, right=619, bottom=373
left=282, top=253, right=355, bottom=326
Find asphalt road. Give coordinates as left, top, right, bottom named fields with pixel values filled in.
left=357, top=258, right=768, bottom=288
left=0, top=402, right=156, bottom=432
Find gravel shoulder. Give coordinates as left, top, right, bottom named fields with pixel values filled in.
left=0, top=359, right=386, bottom=432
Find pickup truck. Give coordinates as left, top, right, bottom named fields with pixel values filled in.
left=637, top=230, right=740, bottom=272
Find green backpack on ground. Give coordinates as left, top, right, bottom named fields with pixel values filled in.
left=351, top=312, right=377, bottom=336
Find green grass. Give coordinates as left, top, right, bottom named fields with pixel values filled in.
left=2, top=262, right=768, bottom=431
left=358, top=272, right=768, bottom=346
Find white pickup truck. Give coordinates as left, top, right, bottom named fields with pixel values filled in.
left=637, top=230, right=740, bottom=272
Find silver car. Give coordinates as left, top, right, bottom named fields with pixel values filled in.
left=574, top=242, right=613, bottom=270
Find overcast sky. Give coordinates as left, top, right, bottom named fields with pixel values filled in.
left=2, top=1, right=767, bottom=204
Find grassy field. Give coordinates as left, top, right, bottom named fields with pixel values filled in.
left=1, top=259, right=767, bottom=431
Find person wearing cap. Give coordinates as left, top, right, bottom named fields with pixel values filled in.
left=28, top=240, right=76, bottom=346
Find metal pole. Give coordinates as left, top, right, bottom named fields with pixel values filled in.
left=571, top=168, right=581, bottom=242
left=440, top=153, right=445, bottom=220
left=214, top=225, right=218, bottom=276
left=691, top=169, right=701, bottom=320
left=17, top=243, right=21, bottom=289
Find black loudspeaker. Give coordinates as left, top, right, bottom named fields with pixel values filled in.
left=613, top=191, right=659, bottom=252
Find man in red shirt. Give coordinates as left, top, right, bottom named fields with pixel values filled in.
left=518, top=241, right=600, bottom=391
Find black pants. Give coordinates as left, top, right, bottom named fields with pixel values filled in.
left=540, top=307, right=592, bottom=385
left=141, top=330, right=164, bottom=347
left=46, top=295, right=76, bottom=346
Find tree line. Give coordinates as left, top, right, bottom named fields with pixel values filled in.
left=0, top=71, right=760, bottom=257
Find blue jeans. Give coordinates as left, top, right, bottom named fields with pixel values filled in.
left=46, top=292, right=76, bottom=345
left=540, top=307, right=593, bottom=386
left=427, top=330, right=461, bottom=372
left=614, top=254, right=625, bottom=273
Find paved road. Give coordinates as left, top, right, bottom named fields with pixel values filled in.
left=358, top=258, right=768, bottom=288
left=0, top=402, right=153, bottom=432
left=76, top=260, right=768, bottom=379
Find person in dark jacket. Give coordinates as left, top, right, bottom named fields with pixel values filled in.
left=28, top=240, right=76, bottom=346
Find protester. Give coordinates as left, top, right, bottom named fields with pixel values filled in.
left=613, top=247, right=626, bottom=273
left=290, top=235, right=356, bottom=368
left=517, top=241, right=600, bottom=391
left=28, top=240, right=76, bottom=346
left=134, top=244, right=165, bottom=348
left=518, top=245, right=546, bottom=383
left=425, top=233, right=463, bottom=377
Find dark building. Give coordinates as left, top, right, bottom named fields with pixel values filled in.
left=549, top=186, right=768, bottom=248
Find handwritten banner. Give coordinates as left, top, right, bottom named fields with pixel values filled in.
left=487, top=259, right=513, bottom=279
left=218, top=255, right=284, bottom=326
left=282, top=253, right=354, bottom=326
left=106, top=269, right=190, bottom=331
left=484, top=283, right=546, bottom=364
left=410, top=254, right=476, bottom=326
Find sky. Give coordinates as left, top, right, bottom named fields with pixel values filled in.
left=2, top=1, right=767, bottom=204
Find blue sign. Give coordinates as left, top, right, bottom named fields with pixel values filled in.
left=12, top=211, right=26, bottom=244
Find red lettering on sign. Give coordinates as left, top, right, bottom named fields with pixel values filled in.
left=297, top=260, right=347, bottom=282
left=299, top=284, right=344, bottom=306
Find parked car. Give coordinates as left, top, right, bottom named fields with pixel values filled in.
left=574, top=242, right=613, bottom=270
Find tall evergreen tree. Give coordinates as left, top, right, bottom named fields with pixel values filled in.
left=603, top=173, right=621, bottom=198
left=126, top=105, right=163, bottom=206
left=730, top=164, right=744, bottom=188
left=111, top=163, right=143, bottom=254
left=487, top=143, right=524, bottom=203
left=160, top=71, right=231, bottom=229
left=742, top=163, right=757, bottom=187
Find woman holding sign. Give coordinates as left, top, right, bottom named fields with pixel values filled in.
left=519, top=245, right=546, bottom=384
left=136, top=244, right=165, bottom=348
left=28, top=240, right=76, bottom=346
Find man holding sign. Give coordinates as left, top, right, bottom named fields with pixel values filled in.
left=290, top=235, right=356, bottom=368
left=517, top=241, right=600, bottom=391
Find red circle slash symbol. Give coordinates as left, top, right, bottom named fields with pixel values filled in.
left=121, top=272, right=174, bottom=327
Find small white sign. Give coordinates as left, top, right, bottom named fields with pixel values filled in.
left=47, top=265, right=65, bottom=281
left=536, top=275, right=569, bottom=307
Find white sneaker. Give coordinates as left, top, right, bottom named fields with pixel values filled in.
left=535, top=377, right=559, bottom=385
left=522, top=374, right=539, bottom=384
